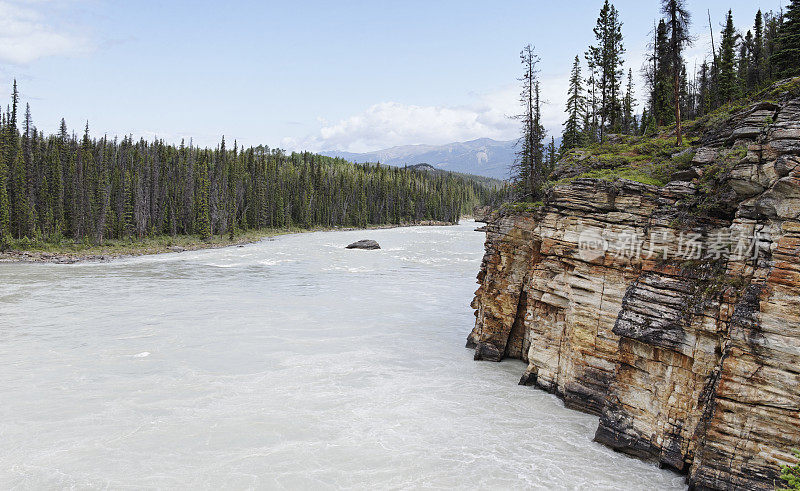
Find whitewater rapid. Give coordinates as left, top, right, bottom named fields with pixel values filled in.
left=0, top=221, right=685, bottom=489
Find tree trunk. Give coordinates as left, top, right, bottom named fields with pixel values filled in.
left=674, top=70, right=682, bottom=145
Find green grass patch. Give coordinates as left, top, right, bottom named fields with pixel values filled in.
left=550, top=134, right=696, bottom=189
left=500, top=201, right=544, bottom=213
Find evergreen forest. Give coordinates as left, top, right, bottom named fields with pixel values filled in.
left=0, top=84, right=504, bottom=247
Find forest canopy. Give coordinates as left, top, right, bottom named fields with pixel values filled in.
left=0, top=83, right=505, bottom=246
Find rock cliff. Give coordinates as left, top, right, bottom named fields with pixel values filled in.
left=467, top=79, right=800, bottom=490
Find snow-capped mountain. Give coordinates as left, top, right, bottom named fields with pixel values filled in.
left=322, top=138, right=527, bottom=180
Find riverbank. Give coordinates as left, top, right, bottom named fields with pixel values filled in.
left=0, top=220, right=456, bottom=264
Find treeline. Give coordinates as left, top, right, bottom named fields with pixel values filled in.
left=560, top=0, right=800, bottom=151
left=644, top=6, right=794, bottom=130
left=0, top=84, right=498, bottom=244
left=514, top=0, right=800, bottom=200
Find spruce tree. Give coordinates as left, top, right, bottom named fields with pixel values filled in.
left=0, top=108, right=9, bottom=240
left=22, top=103, right=36, bottom=238
left=662, top=0, right=691, bottom=145
left=561, top=55, right=585, bottom=152
left=698, top=61, right=711, bottom=116
left=586, top=0, right=624, bottom=139
left=6, top=81, right=21, bottom=238
left=584, top=56, right=599, bottom=143
left=545, top=137, right=557, bottom=174
left=718, top=10, right=740, bottom=103
left=763, top=10, right=783, bottom=81
left=196, top=155, right=212, bottom=241
left=751, top=10, right=764, bottom=88
left=11, top=145, right=26, bottom=238
left=740, top=31, right=753, bottom=91
left=773, top=0, right=800, bottom=77
left=0, top=142, right=9, bottom=240
left=653, top=20, right=673, bottom=127
left=622, top=68, right=636, bottom=134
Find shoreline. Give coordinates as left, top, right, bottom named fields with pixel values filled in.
left=0, top=220, right=457, bottom=264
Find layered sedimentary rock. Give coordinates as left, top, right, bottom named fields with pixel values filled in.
left=468, top=81, right=800, bottom=490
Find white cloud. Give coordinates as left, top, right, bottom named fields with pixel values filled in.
left=0, top=0, right=91, bottom=64
left=283, top=73, right=570, bottom=153
left=283, top=100, right=516, bottom=154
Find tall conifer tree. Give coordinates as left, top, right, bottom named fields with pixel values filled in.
left=751, top=10, right=764, bottom=88
left=514, top=44, right=546, bottom=201
left=622, top=68, right=636, bottom=134
left=773, top=0, right=800, bottom=77
left=196, top=154, right=212, bottom=241
left=561, top=55, right=585, bottom=152
left=587, top=0, right=625, bottom=139
left=653, top=20, right=673, bottom=127
left=662, top=0, right=691, bottom=145
left=718, top=10, right=739, bottom=103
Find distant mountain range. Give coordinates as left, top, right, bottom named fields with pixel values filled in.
left=322, top=138, right=544, bottom=180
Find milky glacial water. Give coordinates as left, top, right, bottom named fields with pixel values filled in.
left=0, top=221, right=685, bottom=490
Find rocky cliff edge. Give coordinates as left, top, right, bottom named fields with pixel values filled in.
left=467, top=78, right=800, bottom=490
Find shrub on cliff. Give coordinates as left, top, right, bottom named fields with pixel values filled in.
left=779, top=449, right=800, bottom=491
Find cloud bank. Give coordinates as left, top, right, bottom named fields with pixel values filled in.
left=0, top=0, right=91, bottom=64
left=284, top=74, right=568, bottom=153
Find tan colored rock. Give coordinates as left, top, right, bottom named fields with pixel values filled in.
left=468, top=94, right=800, bottom=489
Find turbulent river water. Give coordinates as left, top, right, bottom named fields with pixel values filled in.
left=0, top=221, right=686, bottom=489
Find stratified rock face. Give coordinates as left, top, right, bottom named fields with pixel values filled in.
left=473, top=205, right=494, bottom=223
left=345, top=239, right=381, bottom=250
left=468, top=82, right=800, bottom=490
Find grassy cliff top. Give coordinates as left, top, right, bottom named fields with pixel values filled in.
left=549, top=133, right=698, bottom=188
left=545, top=77, right=800, bottom=191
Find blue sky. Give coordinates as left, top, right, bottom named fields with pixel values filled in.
left=0, top=0, right=785, bottom=152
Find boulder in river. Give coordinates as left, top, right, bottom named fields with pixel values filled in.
left=345, top=239, right=381, bottom=250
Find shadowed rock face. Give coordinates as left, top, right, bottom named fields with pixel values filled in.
left=468, top=80, right=800, bottom=490
left=346, top=239, right=381, bottom=250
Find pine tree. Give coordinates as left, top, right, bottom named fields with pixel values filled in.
left=11, top=145, right=26, bottom=238
left=653, top=19, right=673, bottom=127
left=196, top=155, right=212, bottom=241
left=764, top=10, right=783, bottom=82
left=545, top=137, right=557, bottom=174
left=584, top=56, right=599, bottom=143
left=0, top=137, right=9, bottom=239
left=586, top=0, right=625, bottom=139
left=80, top=122, right=96, bottom=241
left=622, top=68, right=636, bottom=134
left=514, top=44, right=546, bottom=201
left=22, top=103, right=36, bottom=237
left=698, top=61, right=711, bottom=116
left=741, top=30, right=754, bottom=92
left=532, top=82, right=545, bottom=191
left=662, top=0, right=691, bottom=145
left=773, top=0, right=800, bottom=77
left=0, top=101, right=10, bottom=239
left=561, top=55, right=585, bottom=152
left=750, top=10, right=764, bottom=88
left=718, top=10, right=740, bottom=103
left=6, top=81, right=22, bottom=239
left=680, top=64, right=691, bottom=119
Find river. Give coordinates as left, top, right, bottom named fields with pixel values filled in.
left=0, top=221, right=685, bottom=489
